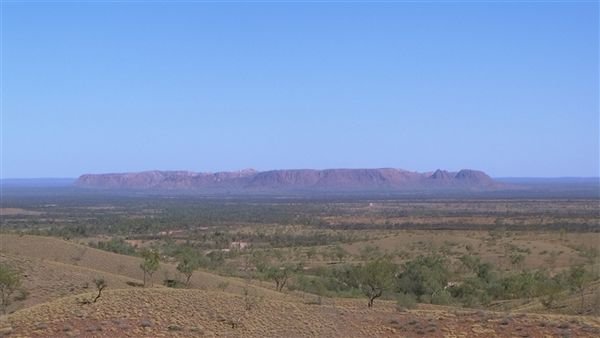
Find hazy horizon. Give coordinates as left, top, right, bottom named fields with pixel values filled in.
left=2, top=2, right=598, bottom=178
left=2, top=168, right=600, bottom=181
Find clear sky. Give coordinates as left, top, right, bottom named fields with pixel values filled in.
left=2, top=1, right=598, bottom=178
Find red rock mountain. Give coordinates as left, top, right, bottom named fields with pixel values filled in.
left=76, top=168, right=501, bottom=192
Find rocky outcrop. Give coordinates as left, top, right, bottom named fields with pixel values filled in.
left=76, top=168, right=502, bottom=192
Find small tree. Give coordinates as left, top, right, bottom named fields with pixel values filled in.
left=579, top=246, right=600, bottom=277
left=176, top=249, right=200, bottom=287
left=0, top=264, right=21, bottom=314
left=332, top=245, right=347, bottom=262
left=93, top=278, right=106, bottom=303
left=539, top=277, right=563, bottom=309
left=140, top=249, right=160, bottom=287
left=568, top=265, right=592, bottom=313
left=356, top=257, right=397, bottom=307
left=510, top=253, right=525, bottom=270
left=559, top=228, right=566, bottom=241
left=250, top=250, right=269, bottom=273
left=265, top=265, right=293, bottom=292
left=544, top=251, right=559, bottom=271
left=459, top=254, right=481, bottom=273
left=306, top=247, right=317, bottom=260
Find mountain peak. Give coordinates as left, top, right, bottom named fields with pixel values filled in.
left=430, top=169, right=453, bottom=180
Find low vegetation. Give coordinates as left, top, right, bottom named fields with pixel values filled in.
left=93, top=278, right=106, bottom=303
left=0, top=263, right=21, bottom=314
left=140, top=249, right=160, bottom=287
left=0, top=193, right=598, bottom=336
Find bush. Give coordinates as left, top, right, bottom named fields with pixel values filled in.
left=217, top=281, right=229, bottom=291
left=431, top=289, right=453, bottom=305
left=0, top=264, right=22, bottom=314
left=396, top=293, right=417, bottom=310
left=450, top=276, right=493, bottom=307
left=396, top=255, right=450, bottom=303
left=164, top=279, right=186, bottom=288
left=91, top=238, right=136, bottom=255
left=14, top=289, right=29, bottom=301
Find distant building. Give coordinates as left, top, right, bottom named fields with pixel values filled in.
left=157, top=229, right=185, bottom=236
left=230, top=241, right=250, bottom=250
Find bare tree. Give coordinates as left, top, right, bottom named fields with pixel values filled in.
left=93, top=278, right=106, bottom=303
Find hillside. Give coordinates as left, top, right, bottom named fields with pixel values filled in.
left=0, top=235, right=289, bottom=307
left=76, top=168, right=502, bottom=192
left=1, top=234, right=600, bottom=337
left=3, top=288, right=600, bottom=337
left=0, top=252, right=141, bottom=313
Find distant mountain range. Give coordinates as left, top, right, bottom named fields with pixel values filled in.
left=75, top=168, right=503, bottom=192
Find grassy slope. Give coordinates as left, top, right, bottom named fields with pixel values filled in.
left=0, top=252, right=142, bottom=313
left=0, top=234, right=290, bottom=302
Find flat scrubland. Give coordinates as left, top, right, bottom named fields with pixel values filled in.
left=0, top=208, right=42, bottom=217
left=1, top=192, right=599, bottom=336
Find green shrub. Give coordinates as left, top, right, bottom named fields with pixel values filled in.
left=91, top=238, right=136, bottom=255
left=396, top=293, right=417, bottom=310
left=396, top=255, right=450, bottom=303
left=0, top=264, right=22, bottom=313
left=431, top=289, right=453, bottom=305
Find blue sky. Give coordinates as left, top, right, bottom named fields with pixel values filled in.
left=2, top=1, right=598, bottom=178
